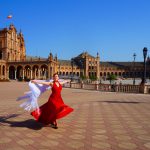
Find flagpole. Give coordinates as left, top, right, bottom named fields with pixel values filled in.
left=7, top=14, right=13, bottom=27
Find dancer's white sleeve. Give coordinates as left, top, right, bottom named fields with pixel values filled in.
left=17, top=79, right=64, bottom=111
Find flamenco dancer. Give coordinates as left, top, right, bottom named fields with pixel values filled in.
left=31, top=73, right=74, bottom=129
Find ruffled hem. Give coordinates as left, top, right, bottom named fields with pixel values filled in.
left=31, top=106, right=74, bottom=125
left=31, top=109, right=41, bottom=120
left=56, top=107, right=74, bottom=119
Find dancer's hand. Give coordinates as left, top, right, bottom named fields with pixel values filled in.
left=66, top=79, right=71, bottom=83
left=31, top=80, right=36, bottom=84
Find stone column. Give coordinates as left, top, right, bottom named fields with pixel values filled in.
left=140, top=83, right=147, bottom=94
left=47, top=67, right=50, bottom=79
left=31, top=69, right=33, bottom=79
left=38, top=69, right=41, bottom=79
left=7, top=69, right=9, bottom=80
left=23, top=69, right=24, bottom=80
left=15, top=69, right=17, bottom=80
left=81, top=81, right=84, bottom=89
left=50, top=67, right=53, bottom=79
left=85, top=58, right=88, bottom=78
left=96, top=80, right=99, bottom=90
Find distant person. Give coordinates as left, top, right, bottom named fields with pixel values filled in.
left=120, top=81, right=122, bottom=85
left=31, top=73, right=74, bottom=129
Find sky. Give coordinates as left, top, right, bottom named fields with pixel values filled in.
left=0, top=0, right=150, bottom=62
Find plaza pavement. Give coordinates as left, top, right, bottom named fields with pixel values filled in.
left=0, top=81, right=150, bottom=150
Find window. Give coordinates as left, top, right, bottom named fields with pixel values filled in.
left=8, top=52, right=10, bottom=60
left=0, top=50, right=2, bottom=59
left=0, top=41, right=2, bottom=48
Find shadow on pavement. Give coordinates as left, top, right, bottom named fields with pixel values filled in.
left=0, top=113, right=43, bottom=130
left=95, top=100, right=145, bottom=104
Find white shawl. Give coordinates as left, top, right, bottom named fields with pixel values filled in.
left=17, top=79, right=64, bottom=111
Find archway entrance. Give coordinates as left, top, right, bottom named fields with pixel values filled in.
left=9, top=66, right=15, bottom=79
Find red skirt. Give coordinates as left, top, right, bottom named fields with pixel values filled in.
left=31, top=96, right=73, bottom=125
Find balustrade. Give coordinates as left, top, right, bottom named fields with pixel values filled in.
left=68, top=82, right=150, bottom=94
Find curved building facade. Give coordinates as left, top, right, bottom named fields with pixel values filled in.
left=0, top=25, right=150, bottom=81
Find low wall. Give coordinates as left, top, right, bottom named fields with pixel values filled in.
left=67, top=83, right=150, bottom=94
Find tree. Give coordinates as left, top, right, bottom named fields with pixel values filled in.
left=89, top=75, right=97, bottom=81
left=80, top=75, right=87, bottom=80
left=107, top=74, right=117, bottom=84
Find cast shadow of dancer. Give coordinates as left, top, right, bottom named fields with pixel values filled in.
left=0, top=113, right=43, bottom=130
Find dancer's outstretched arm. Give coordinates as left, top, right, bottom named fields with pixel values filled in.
left=59, top=79, right=71, bottom=85
left=31, top=80, right=53, bottom=86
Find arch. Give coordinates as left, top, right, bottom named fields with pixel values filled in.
left=41, top=64, right=48, bottom=79
left=137, top=72, right=141, bottom=78
left=130, top=72, right=133, bottom=77
left=17, top=65, right=23, bottom=80
left=24, top=65, right=31, bottom=80
left=2, top=65, right=5, bottom=75
left=33, top=65, right=39, bottom=79
left=89, top=72, right=91, bottom=77
left=107, top=72, right=110, bottom=76
left=122, top=72, right=125, bottom=77
left=9, top=66, right=15, bottom=79
left=126, top=72, right=129, bottom=77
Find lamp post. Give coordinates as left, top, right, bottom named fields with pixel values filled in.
left=133, top=53, right=136, bottom=85
left=142, top=47, right=148, bottom=84
left=71, top=58, right=74, bottom=81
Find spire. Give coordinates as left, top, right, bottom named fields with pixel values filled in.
left=48, top=52, right=53, bottom=61
left=55, top=53, right=57, bottom=61
left=9, top=24, right=14, bottom=29
left=97, top=52, right=99, bottom=57
left=19, top=29, right=23, bottom=36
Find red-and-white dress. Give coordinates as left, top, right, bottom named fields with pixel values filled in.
left=31, top=81, right=73, bottom=125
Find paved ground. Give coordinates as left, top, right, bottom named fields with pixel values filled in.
left=0, top=81, right=150, bottom=150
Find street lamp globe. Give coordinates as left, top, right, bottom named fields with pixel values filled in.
left=143, top=47, right=148, bottom=59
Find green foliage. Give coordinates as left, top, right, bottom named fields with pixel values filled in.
left=107, top=74, right=117, bottom=84
left=24, top=76, right=30, bottom=82
left=18, top=77, right=23, bottom=81
left=89, top=75, right=97, bottom=81
left=80, top=75, right=87, bottom=80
